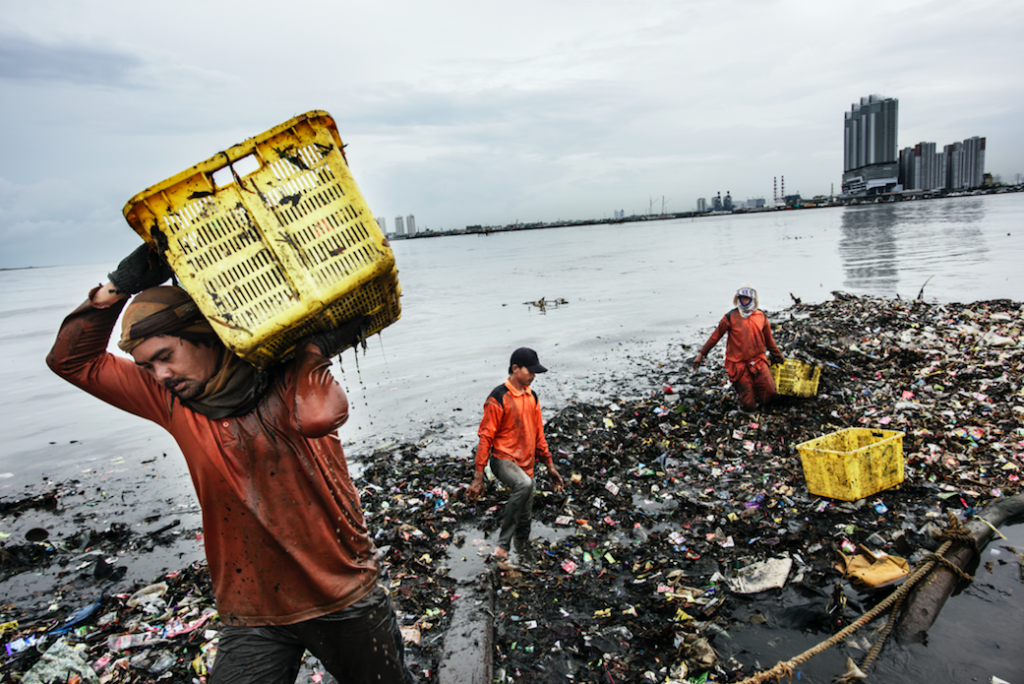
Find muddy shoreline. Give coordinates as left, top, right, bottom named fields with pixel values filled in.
left=2, top=291, right=1023, bottom=682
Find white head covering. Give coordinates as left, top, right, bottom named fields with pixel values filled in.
left=733, top=284, right=758, bottom=318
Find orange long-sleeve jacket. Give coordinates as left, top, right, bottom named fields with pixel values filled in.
left=47, top=293, right=378, bottom=626
left=474, top=380, right=552, bottom=479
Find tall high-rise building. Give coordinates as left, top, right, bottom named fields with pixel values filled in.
left=913, top=142, right=938, bottom=190
left=899, top=147, right=916, bottom=190
left=697, top=198, right=706, bottom=213
left=842, top=95, right=900, bottom=195
left=844, top=95, right=898, bottom=171
left=959, top=136, right=986, bottom=189
left=377, top=216, right=386, bottom=233
left=395, top=216, right=405, bottom=235
left=406, top=214, right=416, bottom=235
left=944, top=143, right=961, bottom=190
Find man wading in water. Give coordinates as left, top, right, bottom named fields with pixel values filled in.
left=466, top=347, right=564, bottom=567
left=693, top=284, right=784, bottom=414
left=47, top=245, right=417, bottom=684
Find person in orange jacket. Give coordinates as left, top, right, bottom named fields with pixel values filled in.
left=466, top=348, right=564, bottom=564
left=693, top=284, right=784, bottom=413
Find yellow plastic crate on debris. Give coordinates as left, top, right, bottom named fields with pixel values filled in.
left=771, top=358, right=821, bottom=397
left=796, top=428, right=905, bottom=501
left=122, top=111, right=400, bottom=368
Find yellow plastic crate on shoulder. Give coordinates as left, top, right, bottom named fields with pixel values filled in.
left=123, top=111, right=400, bottom=368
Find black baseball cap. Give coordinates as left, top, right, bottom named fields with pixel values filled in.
left=510, top=347, right=547, bottom=374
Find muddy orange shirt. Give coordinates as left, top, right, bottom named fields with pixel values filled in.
left=475, top=380, right=552, bottom=479
left=700, top=309, right=782, bottom=364
left=47, top=294, right=378, bottom=626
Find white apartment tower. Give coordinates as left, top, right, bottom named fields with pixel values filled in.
left=406, top=214, right=416, bottom=235
left=394, top=216, right=405, bottom=235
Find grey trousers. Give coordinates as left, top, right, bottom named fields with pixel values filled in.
left=490, top=457, right=535, bottom=553
left=209, top=585, right=417, bottom=684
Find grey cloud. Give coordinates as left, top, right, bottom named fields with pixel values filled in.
left=0, top=176, right=134, bottom=268
left=0, top=29, right=143, bottom=86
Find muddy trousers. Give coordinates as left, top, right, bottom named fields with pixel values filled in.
left=209, top=586, right=417, bottom=684
left=728, top=358, right=777, bottom=412
left=490, top=456, right=535, bottom=554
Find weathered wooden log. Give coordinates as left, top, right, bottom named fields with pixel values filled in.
left=438, top=579, right=494, bottom=684
left=895, top=493, right=1024, bottom=644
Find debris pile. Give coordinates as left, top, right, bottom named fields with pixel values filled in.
left=475, top=293, right=1023, bottom=683
left=2, top=561, right=219, bottom=682
left=3, top=292, right=1022, bottom=682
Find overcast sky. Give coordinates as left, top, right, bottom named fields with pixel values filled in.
left=1, top=0, right=1021, bottom=268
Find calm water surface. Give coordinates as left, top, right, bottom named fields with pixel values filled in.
left=1, top=192, right=1022, bottom=681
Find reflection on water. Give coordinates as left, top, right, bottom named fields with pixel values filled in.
left=839, top=199, right=988, bottom=296
left=840, top=204, right=900, bottom=292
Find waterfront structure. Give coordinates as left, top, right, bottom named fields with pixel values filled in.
left=395, top=216, right=405, bottom=235
left=377, top=216, right=386, bottom=233
left=697, top=198, right=706, bottom=213
left=712, top=193, right=722, bottom=212
left=746, top=198, right=766, bottom=208
left=406, top=214, right=416, bottom=235
left=723, top=192, right=733, bottom=212
left=842, top=95, right=899, bottom=195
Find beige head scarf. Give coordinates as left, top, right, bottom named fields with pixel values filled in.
left=118, top=286, right=214, bottom=352
left=119, top=286, right=268, bottom=418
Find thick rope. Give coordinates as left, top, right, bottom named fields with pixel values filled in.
left=736, top=510, right=980, bottom=684
left=732, top=547, right=944, bottom=684
left=853, top=511, right=975, bottom=676
left=918, top=551, right=974, bottom=583
left=858, top=595, right=900, bottom=673
left=936, top=511, right=979, bottom=556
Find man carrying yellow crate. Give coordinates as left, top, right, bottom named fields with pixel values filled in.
left=693, top=284, right=784, bottom=413
left=47, top=245, right=416, bottom=684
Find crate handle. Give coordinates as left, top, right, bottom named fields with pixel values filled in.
left=870, top=431, right=884, bottom=438
left=211, top=153, right=262, bottom=190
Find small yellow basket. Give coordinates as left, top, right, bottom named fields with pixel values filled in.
left=795, top=428, right=905, bottom=501
left=772, top=358, right=821, bottom=397
left=123, top=111, right=400, bottom=368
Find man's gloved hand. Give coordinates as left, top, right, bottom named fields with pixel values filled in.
left=771, top=353, right=785, bottom=365
left=301, top=316, right=372, bottom=357
left=108, top=244, right=174, bottom=295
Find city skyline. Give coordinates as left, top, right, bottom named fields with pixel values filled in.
left=1, top=0, right=1022, bottom=267
left=899, top=136, right=986, bottom=192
